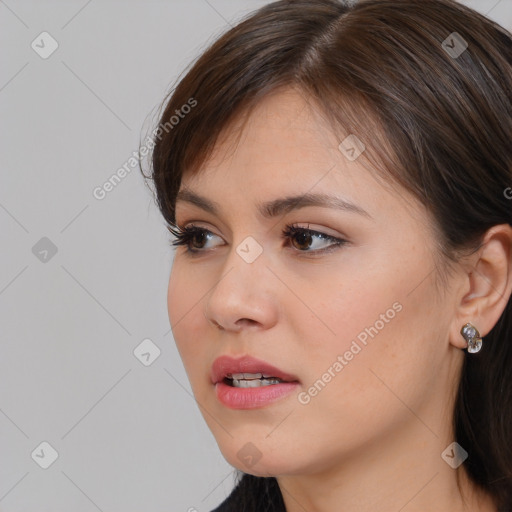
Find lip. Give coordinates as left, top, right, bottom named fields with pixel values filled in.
left=211, top=355, right=300, bottom=410
left=211, top=355, right=299, bottom=384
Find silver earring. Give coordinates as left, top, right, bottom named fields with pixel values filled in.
left=460, top=323, right=483, bottom=353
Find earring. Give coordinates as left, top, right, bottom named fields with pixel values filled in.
left=460, top=323, right=483, bottom=353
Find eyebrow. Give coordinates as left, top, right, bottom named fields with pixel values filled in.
left=176, top=189, right=372, bottom=219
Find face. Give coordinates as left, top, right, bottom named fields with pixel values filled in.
left=167, top=87, right=460, bottom=477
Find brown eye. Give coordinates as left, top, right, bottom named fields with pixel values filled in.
left=189, top=230, right=209, bottom=249
left=290, top=230, right=314, bottom=251
left=282, top=224, right=348, bottom=254
left=168, top=224, right=223, bottom=253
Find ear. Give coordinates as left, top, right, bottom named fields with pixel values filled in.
left=449, top=223, right=512, bottom=350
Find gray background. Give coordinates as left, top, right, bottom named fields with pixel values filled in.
left=0, top=1, right=510, bottom=511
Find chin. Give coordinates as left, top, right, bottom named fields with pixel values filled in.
left=228, top=455, right=297, bottom=478
left=215, top=437, right=308, bottom=477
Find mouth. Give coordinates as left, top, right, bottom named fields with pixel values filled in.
left=223, top=372, right=286, bottom=388
left=211, top=355, right=300, bottom=409
left=211, top=355, right=300, bottom=386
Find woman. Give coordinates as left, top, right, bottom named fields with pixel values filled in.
left=141, top=0, right=512, bottom=510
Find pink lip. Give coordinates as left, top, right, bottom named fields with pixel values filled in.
left=211, top=355, right=299, bottom=384
left=211, top=355, right=300, bottom=410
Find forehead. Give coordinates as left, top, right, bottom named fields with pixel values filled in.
left=177, top=88, right=423, bottom=227
left=180, top=89, right=364, bottom=190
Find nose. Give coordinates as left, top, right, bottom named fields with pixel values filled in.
left=203, top=244, right=279, bottom=333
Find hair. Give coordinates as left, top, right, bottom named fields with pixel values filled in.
left=140, top=0, right=512, bottom=510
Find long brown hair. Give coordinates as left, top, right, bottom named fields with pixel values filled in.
left=141, top=0, right=512, bottom=509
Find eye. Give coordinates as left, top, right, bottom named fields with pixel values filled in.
left=168, top=223, right=347, bottom=255
left=168, top=223, right=222, bottom=252
left=281, top=224, right=347, bottom=254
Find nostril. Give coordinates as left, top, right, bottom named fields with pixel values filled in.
left=211, top=319, right=224, bottom=330
left=203, top=310, right=224, bottom=329
left=236, top=318, right=257, bottom=328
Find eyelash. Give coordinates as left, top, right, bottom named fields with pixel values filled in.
left=167, top=223, right=347, bottom=255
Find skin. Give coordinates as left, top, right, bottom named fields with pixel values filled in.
left=167, top=87, right=512, bottom=511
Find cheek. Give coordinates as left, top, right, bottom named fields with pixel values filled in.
left=292, top=252, right=441, bottom=419
left=289, top=262, right=402, bottom=364
left=167, top=261, right=209, bottom=368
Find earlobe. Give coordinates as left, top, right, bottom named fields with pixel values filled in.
left=449, top=223, right=512, bottom=351
left=460, top=322, right=483, bottom=353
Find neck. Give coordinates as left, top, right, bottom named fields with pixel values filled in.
left=277, top=410, right=496, bottom=512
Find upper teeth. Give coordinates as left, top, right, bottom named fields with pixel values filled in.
left=231, top=377, right=282, bottom=388
left=227, top=372, right=278, bottom=380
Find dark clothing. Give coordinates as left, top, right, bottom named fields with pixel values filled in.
left=210, top=474, right=285, bottom=512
